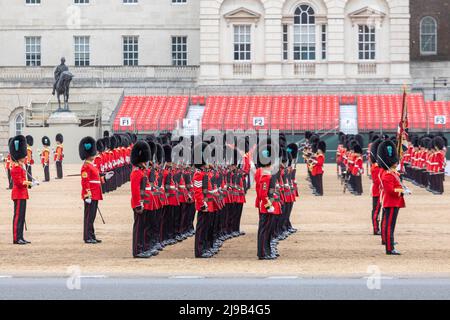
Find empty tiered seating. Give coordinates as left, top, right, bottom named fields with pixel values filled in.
left=425, top=101, right=450, bottom=130
left=113, top=96, right=188, bottom=132
left=201, top=95, right=340, bottom=132
left=357, top=94, right=431, bottom=131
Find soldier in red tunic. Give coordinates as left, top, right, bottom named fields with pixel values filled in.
left=369, top=138, right=383, bottom=235
left=54, top=133, right=64, bottom=179
left=25, top=135, right=34, bottom=180
left=9, top=135, right=39, bottom=245
left=79, top=136, right=113, bottom=244
left=377, top=140, right=409, bottom=255
left=40, top=136, right=51, bottom=182
left=255, top=139, right=281, bottom=260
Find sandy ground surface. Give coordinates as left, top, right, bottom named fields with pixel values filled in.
left=0, top=163, right=449, bottom=278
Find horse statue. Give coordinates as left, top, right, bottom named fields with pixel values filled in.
left=55, top=71, right=73, bottom=111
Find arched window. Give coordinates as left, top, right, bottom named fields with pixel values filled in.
left=293, top=5, right=316, bottom=60
left=420, top=16, right=437, bottom=55
left=15, top=113, right=24, bottom=136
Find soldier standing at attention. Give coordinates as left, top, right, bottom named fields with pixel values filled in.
left=40, top=136, right=51, bottom=182
left=10, top=135, right=39, bottom=245
left=79, top=136, right=113, bottom=244
left=54, top=134, right=64, bottom=179
left=369, top=139, right=383, bottom=235
left=377, top=140, right=408, bottom=255
left=311, top=141, right=326, bottom=196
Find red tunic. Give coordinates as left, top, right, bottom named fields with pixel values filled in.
left=311, top=154, right=324, bottom=176
left=371, top=163, right=382, bottom=197
left=81, top=161, right=104, bottom=201
left=380, top=170, right=405, bottom=208
left=11, top=163, right=29, bottom=200
left=256, top=171, right=281, bottom=214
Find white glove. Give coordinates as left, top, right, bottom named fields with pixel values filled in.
left=403, top=186, right=412, bottom=195
left=32, top=180, right=40, bottom=187
left=267, top=206, right=275, bottom=213
left=105, top=171, right=114, bottom=180
left=85, top=198, right=92, bottom=204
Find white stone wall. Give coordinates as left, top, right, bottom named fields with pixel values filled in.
left=0, top=0, right=200, bottom=66
left=199, top=0, right=411, bottom=84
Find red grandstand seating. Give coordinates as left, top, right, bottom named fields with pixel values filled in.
left=425, top=101, right=450, bottom=130
left=113, top=95, right=188, bottom=132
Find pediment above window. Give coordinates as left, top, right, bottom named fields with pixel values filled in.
left=224, top=7, right=261, bottom=27
left=348, top=7, right=386, bottom=27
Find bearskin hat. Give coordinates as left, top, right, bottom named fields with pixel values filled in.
left=109, top=135, right=118, bottom=149
left=376, top=140, right=398, bottom=170
left=103, top=137, right=111, bottom=150
left=433, top=136, right=445, bottom=150
left=354, top=134, right=364, bottom=147
left=371, top=134, right=380, bottom=143
left=155, top=143, right=164, bottom=164
left=353, top=143, right=363, bottom=154
left=370, top=139, right=383, bottom=164
left=56, top=133, right=63, bottom=143
left=193, top=142, right=208, bottom=169
left=317, top=141, right=326, bottom=153
left=131, top=141, right=151, bottom=166
left=103, top=130, right=110, bottom=138
left=286, top=143, right=299, bottom=161
left=26, top=135, right=34, bottom=147
left=163, top=144, right=172, bottom=163
left=79, top=136, right=97, bottom=160
left=305, top=131, right=313, bottom=141
left=42, top=136, right=51, bottom=146
left=9, top=135, right=27, bottom=161
left=411, top=135, right=419, bottom=148
left=257, top=138, right=274, bottom=168
left=310, top=134, right=320, bottom=146
left=96, top=139, right=105, bottom=153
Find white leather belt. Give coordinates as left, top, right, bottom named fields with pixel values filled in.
left=90, top=180, right=101, bottom=184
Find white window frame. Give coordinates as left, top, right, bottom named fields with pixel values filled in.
left=123, top=36, right=139, bottom=66
left=358, top=25, right=376, bottom=61
left=74, top=36, right=90, bottom=66
left=233, top=24, right=251, bottom=61
left=74, top=0, right=90, bottom=4
left=172, top=36, right=188, bottom=66
left=15, top=113, right=24, bottom=136
left=420, top=16, right=437, bottom=56
left=25, top=36, right=41, bottom=67
left=25, top=0, right=41, bottom=5
left=293, top=5, right=316, bottom=61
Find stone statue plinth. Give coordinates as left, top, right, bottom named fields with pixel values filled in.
left=47, top=111, right=80, bottom=126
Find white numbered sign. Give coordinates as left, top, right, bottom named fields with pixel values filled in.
left=120, top=117, right=132, bottom=127
left=253, top=117, right=265, bottom=127
left=434, top=115, right=446, bottom=125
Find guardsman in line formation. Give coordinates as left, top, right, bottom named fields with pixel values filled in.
left=376, top=139, right=410, bottom=255
left=79, top=136, right=115, bottom=244
left=54, top=133, right=64, bottom=179
left=303, top=135, right=326, bottom=197
left=26, top=135, right=34, bottom=179
left=403, top=134, right=447, bottom=195
left=40, top=136, right=51, bottom=182
left=337, top=134, right=364, bottom=195
left=9, top=135, right=39, bottom=245
left=255, top=137, right=299, bottom=260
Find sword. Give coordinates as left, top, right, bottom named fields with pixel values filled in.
left=97, top=206, right=106, bottom=224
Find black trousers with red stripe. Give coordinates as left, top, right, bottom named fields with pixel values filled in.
left=27, top=165, right=32, bottom=180
left=83, top=200, right=98, bottom=241
left=132, top=210, right=146, bottom=257
left=195, top=211, right=211, bottom=257
left=257, top=213, right=273, bottom=258
left=383, top=207, right=399, bottom=253
left=371, top=196, right=381, bottom=234
left=13, top=199, right=27, bottom=243
left=55, top=161, right=63, bottom=179
left=43, top=164, right=50, bottom=182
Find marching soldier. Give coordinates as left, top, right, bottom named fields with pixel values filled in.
left=25, top=135, right=34, bottom=179
left=351, top=143, right=364, bottom=195
left=40, top=136, right=51, bottom=182
left=9, top=135, right=39, bottom=245
left=79, top=136, right=114, bottom=244
left=377, top=140, right=409, bottom=255
left=430, top=136, right=446, bottom=194
left=54, top=133, right=64, bottom=179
